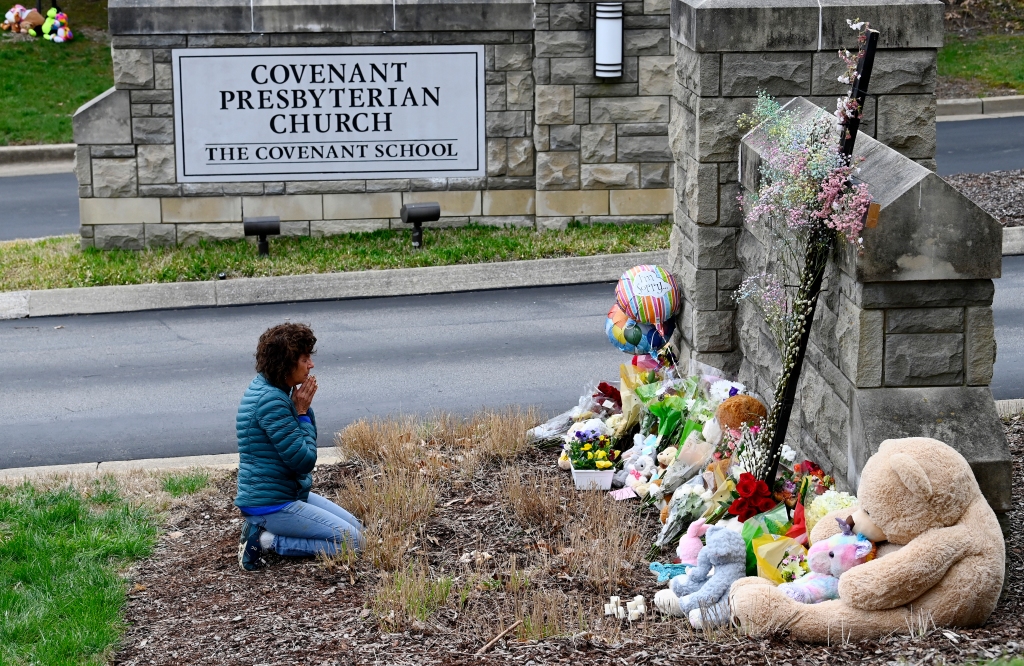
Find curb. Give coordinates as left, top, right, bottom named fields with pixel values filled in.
left=937, top=95, right=1024, bottom=122
left=4, top=400, right=1022, bottom=479
left=0, top=448, right=344, bottom=481
left=1004, top=227, right=1024, bottom=257
left=0, top=250, right=668, bottom=320
left=0, top=143, right=76, bottom=165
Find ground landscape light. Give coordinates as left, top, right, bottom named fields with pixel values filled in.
left=400, top=202, right=442, bottom=248
left=243, top=216, right=282, bottom=257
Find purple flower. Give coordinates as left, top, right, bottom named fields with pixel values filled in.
left=728, top=387, right=739, bottom=397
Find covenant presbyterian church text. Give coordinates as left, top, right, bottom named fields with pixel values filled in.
left=217, top=61, right=441, bottom=136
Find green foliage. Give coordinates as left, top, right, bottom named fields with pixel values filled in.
left=938, top=34, right=1024, bottom=93
left=0, top=34, right=113, bottom=146
left=0, top=482, right=158, bottom=665
left=0, top=223, right=671, bottom=292
left=160, top=470, right=211, bottom=498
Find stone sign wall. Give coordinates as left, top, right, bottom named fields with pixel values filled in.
left=73, top=0, right=677, bottom=249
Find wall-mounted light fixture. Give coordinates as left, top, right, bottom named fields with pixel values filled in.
left=595, top=2, right=624, bottom=78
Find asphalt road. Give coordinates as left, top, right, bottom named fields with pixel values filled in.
left=936, top=115, right=1024, bottom=176
left=0, top=171, right=79, bottom=241
left=993, top=255, right=1024, bottom=401
left=4, top=266, right=1024, bottom=469
left=1, top=117, right=1022, bottom=241
left=0, top=284, right=624, bottom=468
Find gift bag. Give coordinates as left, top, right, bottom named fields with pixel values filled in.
left=740, top=503, right=791, bottom=576
left=752, top=534, right=807, bottom=584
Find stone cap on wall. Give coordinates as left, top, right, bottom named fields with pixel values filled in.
left=108, top=0, right=534, bottom=35
left=670, top=0, right=943, bottom=52
left=740, top=97, right=1001, bottom=282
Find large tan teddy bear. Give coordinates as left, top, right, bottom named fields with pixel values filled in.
left=730, top=437, right=1005, bottom=642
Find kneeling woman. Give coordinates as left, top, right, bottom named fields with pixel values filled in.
left=236, top=323, right=364, bottom=571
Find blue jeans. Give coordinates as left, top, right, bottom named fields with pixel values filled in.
left=244, top=493, right=364, bottom=558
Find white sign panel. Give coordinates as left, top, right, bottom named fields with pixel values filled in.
left=172, top=46, right=485, bottom=182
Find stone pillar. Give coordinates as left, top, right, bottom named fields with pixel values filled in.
left=667, top=0, right=942, bottom=375
left=668, top=0, right=1011, bottom=528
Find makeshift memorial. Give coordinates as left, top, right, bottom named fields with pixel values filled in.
left=776, top=517, right=875, bottom=604
left=654, top=525, right=746, bottom=628
left=730, top=437, right=1006, bottom=642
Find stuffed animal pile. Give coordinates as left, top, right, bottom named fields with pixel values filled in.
left=1, top=3, right=71, bottom=40
left=729, top=437, right=1006, bottom=642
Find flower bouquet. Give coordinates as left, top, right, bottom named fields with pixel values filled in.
left=567, top=422, right=619, bottom=490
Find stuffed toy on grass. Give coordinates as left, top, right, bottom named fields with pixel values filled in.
left=730, top=437, right=1006, bottom=642
left=40, top=7, right=71, bottom=42
left=777, top=516, right=875, bottom=604
left=2, top=4, right=28, bottom=31
left=655, top=524, right=747, bottom=628
left=18, top=7, right=43, bottom=34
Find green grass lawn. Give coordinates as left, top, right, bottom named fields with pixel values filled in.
left=0, top=481, right=158, bottom=665
left=938, top=34, right=1024, bottom=94
left=0, top=33, right=113, bottom=146
left=0, top=222, right=671, bottom=292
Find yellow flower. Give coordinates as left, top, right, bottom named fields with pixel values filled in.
left=587, top=452, right=594, bottom=460
left=582, top=443, right=592, bottom=451
left=595, top=450, right=607, bottom=459
left=596, top=460, right=613, bottom=469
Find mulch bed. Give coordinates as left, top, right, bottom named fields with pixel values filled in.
left=945, top=170, right=1024, bottom=227
left=113, top=422, right=1023, bottom=666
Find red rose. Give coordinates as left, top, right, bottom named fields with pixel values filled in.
left=755, top=495, right=778, bottom=513
left=728, top=497, right=759, bottom=522
left=754, top=478, right=771, bottom=498
left=736, top=473, right=758, bottom=498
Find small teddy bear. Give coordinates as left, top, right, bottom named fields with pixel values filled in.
left=778, top=517, right=875, bottom=604
left=655, top=524, right=746, bottom=628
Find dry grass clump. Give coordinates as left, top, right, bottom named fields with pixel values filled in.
left=373, top=561, right=453, bottom=632
left=336, top=466, right=439, bottom=571
left=566, top=491, right=647, bottom=595
left=501, top=466, right=572, bottom=535
left=336, top=407, right=540, bottom=478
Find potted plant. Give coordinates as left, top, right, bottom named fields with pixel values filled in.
left=566, top=422, right=618, bottom=490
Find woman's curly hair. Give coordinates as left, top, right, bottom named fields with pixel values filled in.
left=255, top=323, right=317, bottom=390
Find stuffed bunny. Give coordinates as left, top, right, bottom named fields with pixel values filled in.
left=655, top=524, right=746, bottom=628
left=675, top=517, right=709, bottom=566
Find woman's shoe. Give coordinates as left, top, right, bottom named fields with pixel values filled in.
left=238, top=521, right=265, bottom=571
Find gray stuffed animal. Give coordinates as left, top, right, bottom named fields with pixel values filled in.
left=654, top=523, right=747, bottom=628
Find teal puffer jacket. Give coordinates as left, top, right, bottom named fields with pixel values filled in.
left=234, top=373, right=318, bottom=508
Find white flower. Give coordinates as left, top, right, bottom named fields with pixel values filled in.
left=846, top=19, right=864, bottom=30
left=780, top=444, right=797, bottom=464
left=709, top=380, right=744, bottom=403
left=702, top=418, right=723, bottom=447
left=837, top=75, right=850, bottom=85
